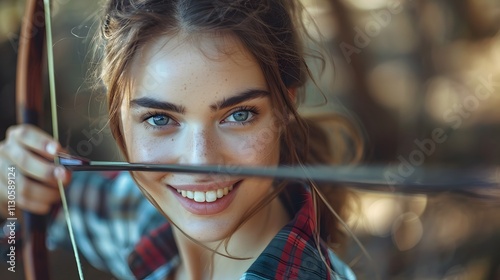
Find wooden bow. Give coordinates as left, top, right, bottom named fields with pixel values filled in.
left=16, top=0, right=84, bottom=279
left=16, top=0, right=50, bottom=278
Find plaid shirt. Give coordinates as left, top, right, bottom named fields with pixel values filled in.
left=2, top=171, right=355, bottom=280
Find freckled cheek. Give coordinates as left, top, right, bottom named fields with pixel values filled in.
left=235, top=128, right=281, bottom=166
left=128, top=136, right=178, bottom=163
left=125, top=131, right=178, bottom=192
left=121, top=123, right=177, bottom=164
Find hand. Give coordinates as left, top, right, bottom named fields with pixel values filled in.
left=0, top=125, right=72, bottom=216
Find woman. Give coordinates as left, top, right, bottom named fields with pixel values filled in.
left=1, top=0, right=358, bottom=279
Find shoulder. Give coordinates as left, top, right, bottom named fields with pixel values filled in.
left=48, top=171, right=167, bottom=279
left=68, top=171, right=141, bottom=209
left=242, top=228, right=355, bottom=280
left=242, top=183, right=355, bottom=280
left=68, top=171, right=163, bottom=230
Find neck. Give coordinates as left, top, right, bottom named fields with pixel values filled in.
left=171, top=196, right=290, bottom=280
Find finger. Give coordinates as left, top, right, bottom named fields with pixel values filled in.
left=18, top=176, right=62, bottom=205
left=0, top=143, right=71, bottom=187
left=0, top=173, right=61, bottom=215
left=16, top=196, right=54, bottom=215
left=0, top=162, right=70, bottom=214
left=13, top=175, right=62, bottom=215
left=6, top=124, right=63, bottom=160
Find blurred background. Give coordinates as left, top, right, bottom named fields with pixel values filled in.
left=1, top=0, right=500, bottom=279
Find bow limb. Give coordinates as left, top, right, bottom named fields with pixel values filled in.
left=16, top=0, right=49, bottom=279
left=16, top=1, right=85, bottom=278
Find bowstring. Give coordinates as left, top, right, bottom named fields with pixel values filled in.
left=43, top=0, right=84, bottom=279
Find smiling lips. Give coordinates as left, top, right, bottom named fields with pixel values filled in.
left=175, top=184, right=234, bottom=202
left=170, top=180, right=239, bottom=203
left=169, top=180, right=241, bottom=215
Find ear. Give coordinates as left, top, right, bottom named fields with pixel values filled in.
left=287, top=87, right=297, bottom=102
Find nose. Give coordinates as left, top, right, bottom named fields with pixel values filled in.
left=180, top=126, right=220, bottom=165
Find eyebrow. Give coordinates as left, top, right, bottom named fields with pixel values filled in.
left=210, top=89, right=269, bottom=111
left=129, top=88, right=269, bottom=114
left=130, top=98, right=186, bottom=114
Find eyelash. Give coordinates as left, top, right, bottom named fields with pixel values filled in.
left=141, top=105, right=260, bottom=130
left=222, top=106, right=260, bottom=126
left=142, top=111, right=177, bottom=130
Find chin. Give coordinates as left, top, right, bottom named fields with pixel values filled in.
left=177, top=218, right=238, bottom=243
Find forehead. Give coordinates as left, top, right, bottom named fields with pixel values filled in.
left=128, top=33, right=266, bottom=96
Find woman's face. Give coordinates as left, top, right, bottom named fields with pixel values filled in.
left=120, top=34, right=282, bottom=241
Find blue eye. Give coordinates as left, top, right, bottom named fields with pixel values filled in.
left=224, top=108, right=258, bottom=124
left=146, top=115, right=171, bottom=126
left=232, top=111, right=250, bottom=122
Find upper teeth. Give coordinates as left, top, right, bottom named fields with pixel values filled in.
left=176, top=185, right=234, bottom=203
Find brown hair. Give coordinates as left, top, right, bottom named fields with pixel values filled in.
left=96, top=0, right=362, bottom=255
